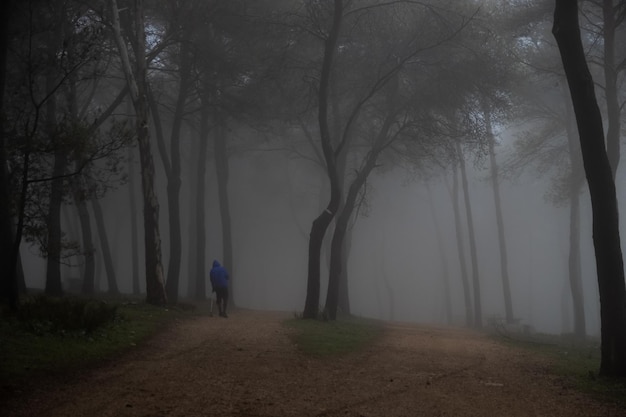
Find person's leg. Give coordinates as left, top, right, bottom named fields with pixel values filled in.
left=222, top=288, right=229, bottom=317
left=216, top=289, right=224, bottom=316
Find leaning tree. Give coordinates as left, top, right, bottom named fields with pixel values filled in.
left=553, top=0, right=626, bottom=377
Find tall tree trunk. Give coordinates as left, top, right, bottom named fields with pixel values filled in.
left=92, top=197, right=119, bottom=295
left=163, top=111, right=185, bottom=301
left=44, top=66, right=65, bottom=296
left=325, top=188, right=356, bottom=320
left=457, top=142, right=482, bottom=328
left=76, top=190, right=95, bottom=295
left=553, top=0, right=626, bottom=376
left=381, top=250, right=395, bottom=321
left=45, top=150, right=66, bottom=297
left=109, top=0, right=166, bottom=305
left=325, top=87, right=397, bottom=320
left=427, top=183, right=453, bottom=325
left=186, top=137, right=198, bottom=299
left=214, top=120, right=234, bottom=306
left=485, top=110, right=514, bottom=324
left=194, top=101, right=210, bottom=301
left=603, top=0, right=621, bottom=177
left=66, top=47, right=97, bottom=297
left=128, top=145, right=140, bottom=295
left=331, top=71, right=351, bottom=316
left=165, top=49, right=192, bottom=303
left=337, top=228, right=352, bottom=314
left=0, top=0, right=18, bottom=308
left=303, top=0, right=343, bottom=319
left=451, top=165, right=473, bottom=327
left=564, top=84, right=587, bottom=339
left=43, top=9, right=67, bottom=297
left=135, top=66, right=166, bottom=304
left=568, top=182, right=586, bottom=338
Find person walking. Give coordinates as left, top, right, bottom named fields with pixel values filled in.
left=210, top=260, right=229, bottom=318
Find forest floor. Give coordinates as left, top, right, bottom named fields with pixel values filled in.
left=4, top=308, right=625, bottom=417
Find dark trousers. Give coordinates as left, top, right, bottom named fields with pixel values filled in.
left=215, top=287, right=228, bottom=314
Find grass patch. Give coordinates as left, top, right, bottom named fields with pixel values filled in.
left=0, top=296, right=196, bottom=390
left=284, top=316, right=383, bottom=357
left=494, top=332, right=626, bottom=404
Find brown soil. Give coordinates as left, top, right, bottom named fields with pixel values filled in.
left=5, top=309, right=625, bottom=416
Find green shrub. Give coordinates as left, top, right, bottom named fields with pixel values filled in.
left=15, top=295, right=118, bottom=335
left=0, top=299, right=186, bottom=388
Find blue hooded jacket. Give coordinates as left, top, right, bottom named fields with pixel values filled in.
left=210, top=260, right=229, bottom=288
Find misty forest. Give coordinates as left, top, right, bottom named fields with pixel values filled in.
left=2, top=0, right=626, bottom=381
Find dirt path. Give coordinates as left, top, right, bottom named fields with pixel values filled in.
left=6, top=309, right=624, bottom=416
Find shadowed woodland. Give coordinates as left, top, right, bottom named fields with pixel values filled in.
left=1, top=0, right=626, bottom=378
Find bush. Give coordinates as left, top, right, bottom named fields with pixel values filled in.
left=0, top=299, right=186, bottom=394
left=15, top=295, right=118, bottom=335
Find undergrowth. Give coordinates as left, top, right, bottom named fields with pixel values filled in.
left=284, top=315, right=383, bottom=357
left=493, top=331, right=626, bottom=405
left=0, top=295, right=195, bottom=390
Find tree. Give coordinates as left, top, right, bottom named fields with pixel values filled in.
left=563, top=93, right=586, bottom=339
left=91, top=196, right=120, bottom=294
left=553, top=0, right=626, bottom=376
left=184, top=0, right=289, bottom=306
left=128, top=144, right=140, bottom=295
left=484, top=107, right=514, bottom=324
left=302, top=0, right=343, bottom=319
left=305, top=0, right=477, bottom=320
left=0, top=0, right=16, bottom=308
left=426, top=182, right=453, bottom=325
left=2, top=0, right=107, bottom=300
left=457, top=140, right=482, bottom=328
left=109, top=0, right=167, bottom=305
left=42, top=2, right=71, bottom=297
left=500, top=1, right=589, bottom=337
left=325, top=74, right=401, bottom=319
left=148, top=15, right=193, bottom=303
left=193, top=91, right=210, bottom=301
left=450, top=164, right=473, bottom=326
left=598, top=0, right=624, bottom=176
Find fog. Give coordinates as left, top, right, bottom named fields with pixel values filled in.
left=19, top=125, right=613, bottom=337
left=7, top=0, right=624, bottom=341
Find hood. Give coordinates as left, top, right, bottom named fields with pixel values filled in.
left=212, top=260, right=221, bottom=268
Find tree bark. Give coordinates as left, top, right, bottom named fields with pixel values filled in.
left=325, top=176, right=362, bottom=320
left=109, top=0, right=166, bottom=305
left=337, top=228, right=352, bottom=315
left=128, top=144, right=140, bottom=296
left=457, top=141, right=481, bottom=328
left=75, top=190, right=95, bottom=295
left=553, top=0, right=626, bottom=376
left=427, top=183, right=453, bottom=325
left=451, top=164, right=473, bottom=326
left=325, top=81, right=397, bottom=320
left=0, top=0, right=18, bottom=308
left=163, top=46, right=191, bottom=304
left=92, top=197, right=119, bottom=295
left=564, top=85, right=587, bottom=339
left=485, top=110, right=514, bottom=323
left=602, top=0, right=621, bottom=177
left=214, top=120, right=234, bottom=306
left=44, top=63, right=65, bottom=297
left=332, top=74, right=352, bottom=316
left=303, top=0, right=343, bottom=319
left=186, top=132, right=198, bottom=299
left=194, top=100, right=210, bottom=301
left=568, top=181, right=586, bottom=337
